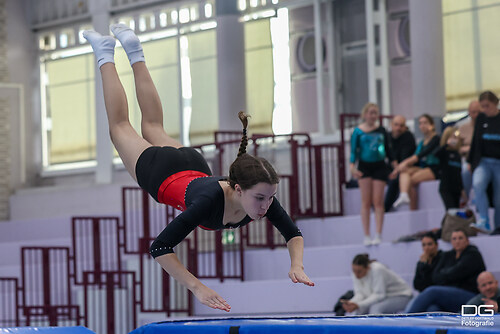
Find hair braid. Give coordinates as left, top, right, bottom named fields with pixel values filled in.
left=237, top=111, right=250, bottom=157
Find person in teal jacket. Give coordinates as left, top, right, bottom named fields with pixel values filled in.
left=350, top=103, right=393, bottom=246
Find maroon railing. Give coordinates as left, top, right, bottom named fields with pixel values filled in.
left=1, top=131, right=347, bottom=331
left=0, top=277, right=20, bottom=327
left=21, top=247, right=81, bottom=327
left=82, top=271, right=137, bottom=334
left=72, top=217, right=122, bottom=285
left=139, top=237, right=193, bottom=316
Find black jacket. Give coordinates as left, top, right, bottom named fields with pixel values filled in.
left=389, top=130, right=417, bottom=163
left=432, top=245, right=486, bottom=293
left=413, top=250, right=443, bottom=292
left=467, top=112, right=500, bottom=171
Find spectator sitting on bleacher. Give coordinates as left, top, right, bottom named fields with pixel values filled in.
left=342, top=254, right=412, bottom=315
left=391, top=114, right=441, bottom=211
left=467, top=91, right=500, bottom=234
left=406, top=229, right=486, bottom=313
left=466, top=271, right=500, bottom=313
left=384, top=115, right=417, bottom=212
left=458, top=101, right=481, bottom=199
left=413, top=232, right=443, bottom=292
left=433, top=126, right=467, bottom=210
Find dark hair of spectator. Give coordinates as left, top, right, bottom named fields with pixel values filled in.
left=352, top=253, right=375, bottom=268
left=421, top=232, right=438, bottom=244
left=419, top=114, right=435, bottom=126
left=479, top=91, right=499, bottom=105
left=451, top=228, right=469, bottom=240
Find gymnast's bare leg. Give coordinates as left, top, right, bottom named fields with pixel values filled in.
left=82, top=30, right=151, bottom=180
left=110, top=23, right=182, bottom=148
left=84, top=26, right=231, bottom=312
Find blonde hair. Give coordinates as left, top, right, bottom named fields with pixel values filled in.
left=440, top=126, right=463, bottom=150
left=361, top=103, right=379, bottom=119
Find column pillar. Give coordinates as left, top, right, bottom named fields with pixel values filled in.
left=409, top=0, right=445, bottom=121
left=89, top=0, right=113, bottom=183
left=215, top=0, right=246, bottom=131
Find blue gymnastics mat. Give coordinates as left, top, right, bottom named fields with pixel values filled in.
left=130, top=314, right=500, bottom=334
left=0, top=327, right=95, bottom=333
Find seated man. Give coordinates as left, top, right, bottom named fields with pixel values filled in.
left=466, top=271, right=500, bottom=313
left=406, top=229, right=486, bottom=313
left=385, top=115, right=416, bottom=212
left=413, top=232, right=443, bottom=292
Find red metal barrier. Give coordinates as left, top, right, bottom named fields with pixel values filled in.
left=72, top=217, right=122, bottom=285
left=2, top=131, right=347, bottom=329
left=82, top=271, right=137, bottom=334
left=21, top=247, right=81, bottom=327
left=139, top=237, right=193, bottom=316
left=0, top=277, right=21, bottom=327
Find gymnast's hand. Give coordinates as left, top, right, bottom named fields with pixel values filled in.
left=192, top=284, right=231, bottom=312
left=289, top=265, right=315, bottom=287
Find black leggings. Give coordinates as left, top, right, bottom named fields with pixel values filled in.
left=439, top=188, right=461, bottom=210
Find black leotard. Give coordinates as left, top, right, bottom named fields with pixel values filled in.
left=149, top=176, right=302, bottom=258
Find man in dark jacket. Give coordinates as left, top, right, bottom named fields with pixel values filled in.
left=413, top=232, right=443, bottom=292
left=385, top=115, right=417, bottom=212
left=406, top=229, right=486, bottom=313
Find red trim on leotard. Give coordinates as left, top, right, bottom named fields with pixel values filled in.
left=157, top=170, right=209, bottom=211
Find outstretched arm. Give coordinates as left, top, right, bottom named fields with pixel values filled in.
left=287, top=236, right=315, bottom=286
left=155, top=254, right=231, bottom=312
left=150, top=199, right=231, bottom=312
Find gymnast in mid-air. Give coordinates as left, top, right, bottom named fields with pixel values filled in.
left=83, top=24, right=314, bottom=312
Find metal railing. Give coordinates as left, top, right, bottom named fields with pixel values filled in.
left=0, top=131, right=346, bottom=331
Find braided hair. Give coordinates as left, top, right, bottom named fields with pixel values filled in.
left=237, top=111, right=249, bottom=157
left=228, top=111, right=279, bottom=190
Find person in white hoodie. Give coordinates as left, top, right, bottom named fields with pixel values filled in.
left=342, top=253, right=413, bottom=314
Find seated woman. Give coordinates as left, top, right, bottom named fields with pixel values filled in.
left=406, top=228, right=486, bottom=313
left=392, top=114, right=440, bottom=210
left=342, top=254, right=412, bottom=315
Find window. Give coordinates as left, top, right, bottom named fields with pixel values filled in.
left=442, top=0, right=500, bottom=110
left=42, top=53, right=96, bottom=165
left=244, top=18, right=274, bottom=134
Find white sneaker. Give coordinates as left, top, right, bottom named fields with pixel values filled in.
left=363, top=236, right=372, bottom=246
left=470, top=219, right=491, bottom=234
left=371, top=235, right=382, bottom=245
left=393, top=192, right=410, bottom=208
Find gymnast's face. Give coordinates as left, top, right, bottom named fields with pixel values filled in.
left=237, top=182, right=277, bottom=220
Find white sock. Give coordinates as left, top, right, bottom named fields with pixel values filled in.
left=82, top=30, right=115, bottom=68
left=110, top=23, right=145, bottom=66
